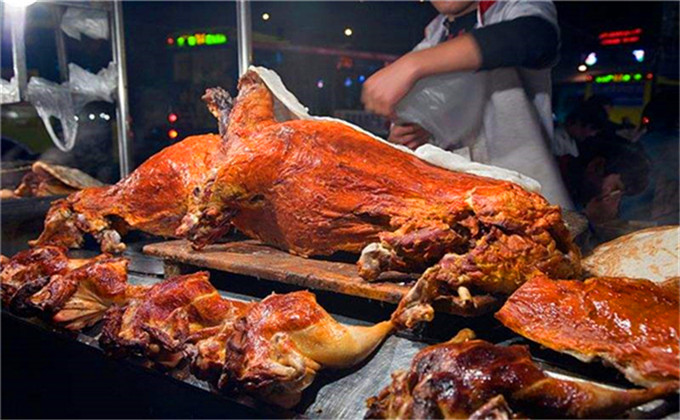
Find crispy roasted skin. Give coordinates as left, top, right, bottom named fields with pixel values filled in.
left=177, top=72, right=580, bottom=323
left=31, top=134, right=225, bottom=253
left=100, top=271, right=249, bottom=368
left=366, top=329, right=675, bottom=419
left=496, top=275, right=680, bottom=388
left=29, top=256, right=143, bottom=330
left=220, top=290, right=392, bottom=408
left=1, top=246, right=73, bottom=313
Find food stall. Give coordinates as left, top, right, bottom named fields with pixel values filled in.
left=1, top=1, right=678, bottom=419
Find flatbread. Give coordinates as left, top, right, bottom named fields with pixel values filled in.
left=31, top=161, right=104, bottom=189
left=583, top=225, right=679, bottom=282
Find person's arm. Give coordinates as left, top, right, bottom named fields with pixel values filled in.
left=362, top=17, right=558, bottom=117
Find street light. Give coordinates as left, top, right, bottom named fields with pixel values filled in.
left=262, top=12, right=270, bottom=21
left=344, top=27, right=353, bottom=37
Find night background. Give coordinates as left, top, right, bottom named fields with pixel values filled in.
left=1, top=1, right=678, bottom=172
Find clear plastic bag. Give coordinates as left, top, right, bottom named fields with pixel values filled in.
left=26, top=63, right=117, bottom=152
left=60, top=7, right=109, bottom=41
left=394, top=71, right=488, bottom=151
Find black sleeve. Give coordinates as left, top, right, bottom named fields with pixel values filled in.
left=470, top=16, right=559, bottom=70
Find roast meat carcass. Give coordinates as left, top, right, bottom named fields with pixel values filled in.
left=365, top=329, right=676, bottom=419
left=177, top=69, right=580, bottom=323
left=31, top=134, right=225, bottom=253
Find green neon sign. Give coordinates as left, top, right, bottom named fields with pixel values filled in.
left=594, top=73, right=645, bottom=84
left=171, top=32, right=228, bottom=48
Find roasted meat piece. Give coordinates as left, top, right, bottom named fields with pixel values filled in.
left=366, top=329, right=675, bottom=419
left=29, top=256, right=144, bottom=330
left=31, top=134, right=225, bottom=253
left=1, top=246, right=82, bottom=313
left=99, top=271, right=249, bottom=368
left=496, top=275, right=680, bottom=388
left=14, top=161, right=104, bottom=198
left=218, top=291, right=392, bottom=408
left=176, top=69, right=580, bottom=321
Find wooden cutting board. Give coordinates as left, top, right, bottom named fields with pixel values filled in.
left=143, top=239, right=411, bottom=304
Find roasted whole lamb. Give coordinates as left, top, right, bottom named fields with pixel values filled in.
left=365, top=329, right=676, bottom=419
left=496, top=275, right=680, bottom=388
left=176, top=69, right=580, bottom=323
left=31, top=134, right=225, bottom=253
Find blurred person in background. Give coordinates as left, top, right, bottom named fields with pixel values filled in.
left=361, top=0, right=573, bottom=208
left=619, top=91, right=679, bottom=224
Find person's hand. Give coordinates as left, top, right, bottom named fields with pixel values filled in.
left=361, top=54, right=421, bottom=118
left=388, top=123, right=432, bottom=150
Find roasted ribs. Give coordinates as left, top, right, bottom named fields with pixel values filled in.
left=31, top=134, right=225, bottom=253
left=175, top=70, right=580, bottom=322
left=365, top=329, right=675, bottom=419
left=496, top=275, right=680, bottom=388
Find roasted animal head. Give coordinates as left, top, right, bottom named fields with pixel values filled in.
left=366, top=329, right=676, bottom=419
left=99, top=271, right=249, bottom=368
left=219, top=290, right=393, bottom=408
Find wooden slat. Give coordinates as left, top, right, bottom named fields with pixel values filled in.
left=143, top=239, right=410, bottom=303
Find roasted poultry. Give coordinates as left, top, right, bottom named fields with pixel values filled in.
left=31, top=134, right=225, bottom=253
left=496, top=275, right=680, bottom=388
left=100, top=271, right=249, bottom=368
left=365, top=329, right=676, bottom=419
left=1, top=246, right=143, bottom=329
left=215, top=290, right=393, bottom=408
left=175, top=69, right=580, bottom=322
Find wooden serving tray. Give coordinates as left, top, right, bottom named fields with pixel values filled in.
left=143, top=239, right=411, bottom=304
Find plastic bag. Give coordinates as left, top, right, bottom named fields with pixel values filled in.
left=394, top=71, right=487, bottom=151
left=60, top=7, right=109, bottom=41
left=26, top=63, right=117, bottom=152
left=0, top=77, right=19, bottom=104
left=26, top=77, right=78, bottom=152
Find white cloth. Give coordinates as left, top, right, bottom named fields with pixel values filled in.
left=395, top=0, right=574, bottom=209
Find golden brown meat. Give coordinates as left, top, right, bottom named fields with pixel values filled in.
left=366, top=329, right=675, bottom=419
left=31, top=134, right=225, bottom=253
left=1, top=246, right=84, bottom=313
left=218, top=291, right=392, bottom=408
left=496, top=275, right=680, bottom=388
left=29, top=256, right=145, bottom=330
left=177, top=71, right=580, bottom=323
left=99, top=271, right=249, bottom=368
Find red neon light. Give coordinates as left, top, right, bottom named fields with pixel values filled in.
left=599, top=28, right=642, bottom=39
left=168, top=113, right=178, bottom=123
left=646, top=73, right=653, bottom=80
left=601, top=38, right=621, bottom=46
left=166, top=37, right=174, bottom=45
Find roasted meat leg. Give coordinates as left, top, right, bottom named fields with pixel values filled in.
left=31, top=134, right=225, bottom=253
left=365, top=329, right=676, bottom=419
left=177, top=70, right=580, bottom=321
left=496, top=275, right=680, bottom=388
left=217, top=291, right=393, bottom=408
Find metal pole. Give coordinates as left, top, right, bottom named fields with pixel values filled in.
left=112, top=0, right=131, bottom=178
left=9, top=5, right=27, bottom=102
left=236, top=0, right=252, bottom=76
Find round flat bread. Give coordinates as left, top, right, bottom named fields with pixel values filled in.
left=583, top=225, right=679, bottom=282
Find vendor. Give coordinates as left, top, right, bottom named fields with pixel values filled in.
left=361, top=0, right=573, bottom=208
